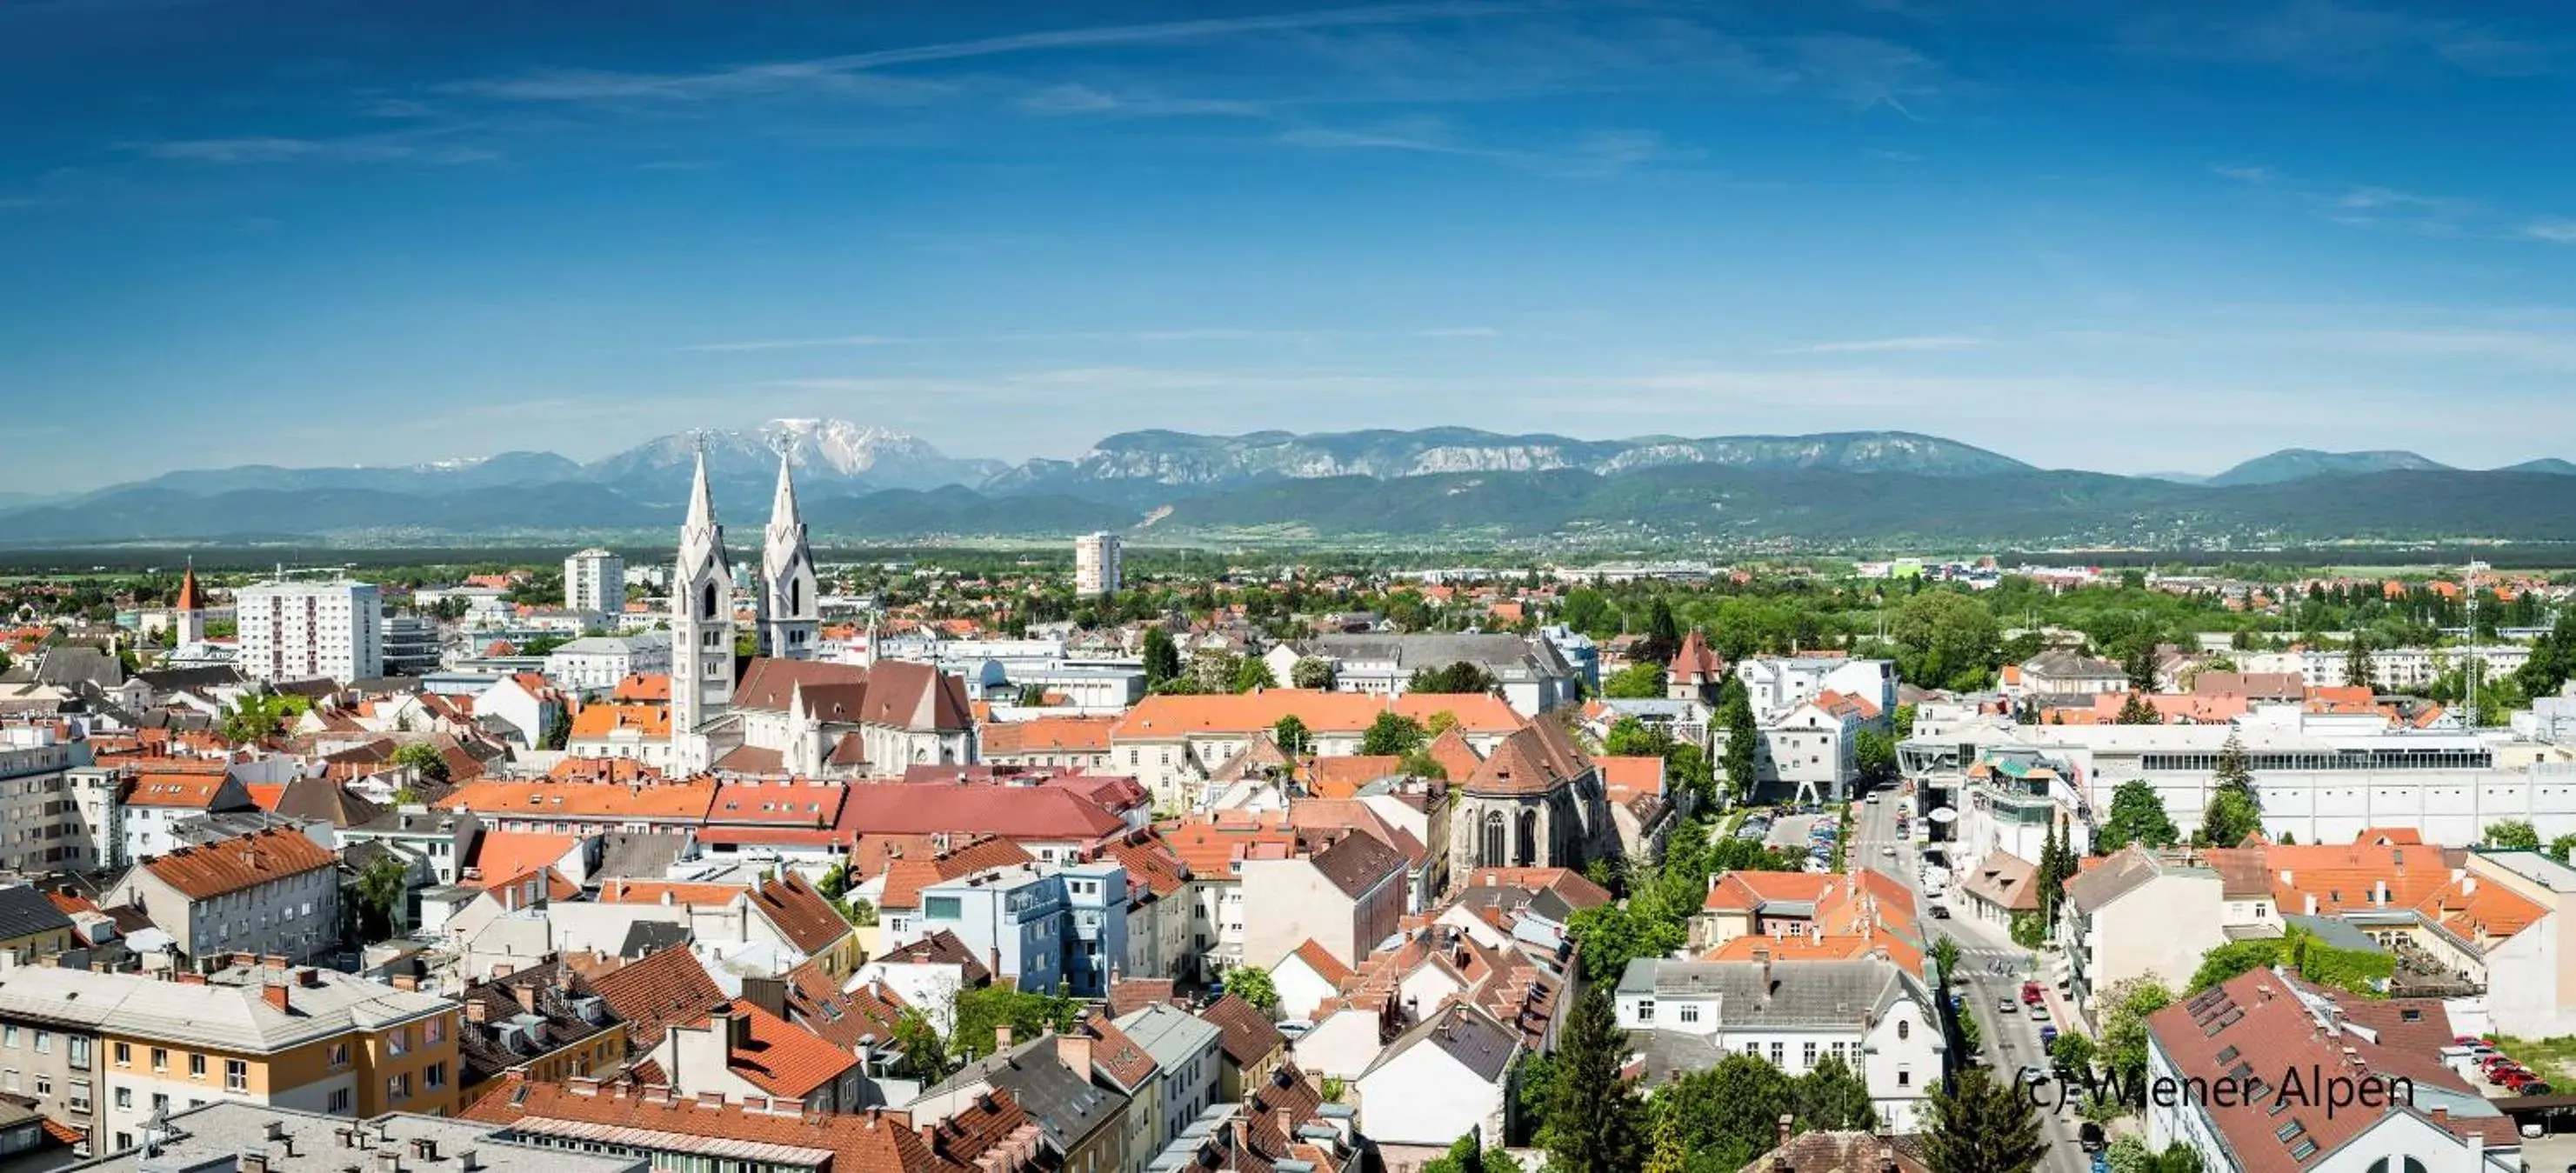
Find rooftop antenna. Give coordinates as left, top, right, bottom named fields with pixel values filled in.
left=2465, top=557, right=2484, bottom=730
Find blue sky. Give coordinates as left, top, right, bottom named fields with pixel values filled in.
left=4, top=0, right=2575, bottom=492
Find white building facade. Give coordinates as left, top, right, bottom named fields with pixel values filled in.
left=1075, top=532, right=1122, bottom=597
left=234, top=581, right=384, bottom=683
left=563, top=549, right=626, bottom=615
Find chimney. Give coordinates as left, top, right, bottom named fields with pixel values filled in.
left=2304, top=894, right=2319, bottom=916
left=240, top=1152, right=269, bottom=1173
left=512, top=984, right=539, bottom=1014
left=411, top=1138, right=440, bottom=1163
left=265, top=1123, right=288, bottom=1143
left=466, top=1001, right=489, bottom=1024
left=996, top=1024, right=1014, bottom=1052
left=695, top=1091, right=723, bottom=1109
left=719, top=1005, right=752, bottom=1051
left=391, top=975, right=418, bottom=992
left=2431, top=1106, right=2448, bottom=1123
left=2279, top=869, right=2292, bottom=887
left=263, top=953, right=289, bottom=970
left=262, top=984, right=290, bottom=1012
left=1057, top=1031, right=1096, bottom=1076
left=375, top=1149, right=401, bottom=1173
left=1879, top=1143, right=1898, bottom=1173
left=567, top=1076, right=601, bottom=1096
left=457, top=1150, right=477, bottom=1173
left=1778, top=1113, right=1794, bottom=1151
left=2465, top=875, right=2478, bottom=896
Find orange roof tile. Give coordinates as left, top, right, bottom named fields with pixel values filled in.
left=143, top=826, right=336, bottom=900
left=571, top=703, right=671, bottom=739
left=1286, top=939, right=1354, bottom=985
left=979, top=716, right=1117, bottom=756
left=439, top=777, right=717, bottom=821
left=125, top=774, right=233, bottom=808
left=473, top=831, right=584, bottom=883
left=597, top=880, right=747, bottom=907
left=611, top=673, right=671, bottom=703
left=878, top=835, right=1037, bottom=911
left=1303, top=755, right=1402, bottom=798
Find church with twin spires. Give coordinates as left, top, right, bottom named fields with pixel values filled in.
left=667, top=446, right=975, bottom=777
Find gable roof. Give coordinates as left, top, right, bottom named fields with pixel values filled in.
left=438, top=778, right=717, bottom=822
left=464, top=1077, right=1000, bottom=1173
left=872, top=930, right=995, bottom=986
left=1303, top=830, right=1408, bottom=900
left=839, top=782, right=1126, bottom=843
left=1461, top=718, right=1592, bottom=797
left=750, top=871, right=853, bottom=956
left=579, top=946, right=724, bottom=1050
left=1365, top=1003, right=1516, bottom=1083
left=979, top=716, right=1116, bottom=756
left=697, top=1001, right=860, bottom=1098
left=0, top=885, right=77, bottom=943
left=142, top=826, right=337, bottom=900
left=878, top=836, right=1037, bottom=912
left=1198, top=994, right=1286, bottom=1068
left=472, top=832, right=584, bottom=885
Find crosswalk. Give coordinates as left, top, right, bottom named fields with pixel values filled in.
left=1952, top=945, right=2034, bottom=976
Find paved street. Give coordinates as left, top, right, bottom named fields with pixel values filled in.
left=1854, top=790, right=2095, bottom=1172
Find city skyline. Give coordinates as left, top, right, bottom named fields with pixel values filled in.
left=5, top=1, right=2575, bottom=491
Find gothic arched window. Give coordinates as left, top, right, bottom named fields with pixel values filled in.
left=700, top=581, right=717, bottom=621
left=1482, top=811, right=1506, bottom=869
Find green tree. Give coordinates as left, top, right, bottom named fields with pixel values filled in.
left=1642, top=598, right=1682, bottom=666
left=891, top=1009, right=953, bottom=1080
left=2009, top=912, right=2047, bottom=949
left=1221, top=965, right=1279, bottom=1013
left=2099, top=978, right=2175, bottom=1105
left=2549, top=833, right=2576, bottom=863
left=1893, top=703, right=1918, bottom=738
left=1931, top=936, right=1962, bottom=985
left=1658, top=1052, right=1793, bottom=1172
left=2486, top=819, right=2541, bottom=850
left=1141, top=627, right=1182, bottom=687
left=1565, top=902, right=1687, bottom=983
left=1604, top=716, right=1675, bottom=758
left=1420, top=1131, right=1511, bottom=1173
left=1232, top=656, right=1278, bottom=693
left=2198, top=790, right=2261, bottom=849
left=1398, top=747, right=1450, bottom=780
left=2114, top=692, right=2162, bottom=724
left=1792, top=1054, right=1878, bottom=1130
left=1291, top=656, right=1335, bottom=690
left=2188, top=939, right=2283, bottom=992
left=1361, top=711, right=1428, bottom=756
left=1919, top=1068, right=2045, bottom=1173
left=1603, top=663, right=1667, bottom=699
left=1410, top=661, right=1498, bottom=694
left=2046, top=1030, right=2097, bottom=1075
left=1891, top=591, right=2003, bottom=691
left=1511, top=1052, right=1558, bottom=1145
left=1853, top=728, right=1898, bottom=783
left=2098, top=780, right=2180, bottom=852
left=951, top=984, right=1080, bottom=1062
left=353, top=854, right=410, bottom=940
left=2346, top=636, right=2378, bottom=693
left=1272, top=715, right=1313, bottom=757
left=218, top=694, right=295, bottom=745
left=391, top=741, right=451, bottom=784
left=1640, top=1098, right=1688, bottom=1173
left=1544, top=988, right=1644, bottom=1173
left=2212, top=735, right=2257, bottom=805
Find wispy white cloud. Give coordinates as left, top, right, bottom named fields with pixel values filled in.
left=1282, top=118, right=1698, bottom=177
left=2524, top=219, right=2576, bottom=244
left=2212, top=163, right=2277, bottom=184
left=442, top=3, right=1500, bottom=103
left=680, top=335, right=912, bottom=353
left=1771, top=335, right=1987, bottom=355
left=2126, top=1, right=2560, bottom=80
left=123, top=135, right=497, bottom=165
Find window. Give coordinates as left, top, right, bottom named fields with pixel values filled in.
left=32, top=1031, right=48, bottom=1055
left=113, top=1043, right=130, bottom=1067
left=330, top=1043, right=350, bottom=1069
left=151, top=1094, right=168, bottom=1112
left=1769, top=1043, right=1784, bottom=1065
left=69, top=1081, right=89, bottom=1113
left=115, top=1134, right=131, bottom=1153
left=2, top=1026, right=14, bottom=1048
left=387, top=1073, right=410, bottom=1101
left=114, top=1088, right=130, bottom=1110
left=328, top=1089, right=350, bottom=1114
left=68, top=1036, right=90, bottom=1070
left=1804, top=1042, right=1819, bottom=1068
left=389, top=1028, right=409, bottom=1056
left=1677, top=1004, right=1699, bottom=1024
left=1635, top=999, right=1655, bottom=1024
left=425, top=1063, right=447, bottom=1090
left=224, top=1060, right=246, bottom=1092
left=188, top=1054, right=205, bottom=1079
left=924, top=896, right=963, bottom=920
left=35, top=1075, right=49, bottom=1097
left=425, top=1017, right=444, bottom=1045
left=1, top=1071, right=14, bottom=1093
left=150, top=1049, right=167, bottom=1072
left=1897, top=1067, right=1912, bottom=1088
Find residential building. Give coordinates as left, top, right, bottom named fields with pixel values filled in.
left=77, top=1102, right=647, bottom=1173
left=1350, top=1003, right=1517, bottom=1157
left=1753, top=690, right=1883, bottom=803
left=1738, top=657, right=1899, bottom=726
left=2145, top=970, right=2516, bottom=1173
left=382, top=614, right=442, bottom=676
left=1239, top=831, right=1408, bottom=974
left=0, top=886, right=77, bottom=965
left=979, top=716, right=1118, bottom=771
left=1074, top=532, right=1121, bottom=598
left=456, top=960, right=628, bottom=1105
left=464, top=1076, right=1034, bottom=1173
left=563, top=705, right=674, bottom=770
left=117, top=769, right=257, bottom=867
left=1614, top=956, right=1940, bottom=1132
left=901, top=861, right=1129, bottom=998
left=0, top=730, right=93, bottom=876
left=2410, top=849, right=2576, bottom=1038
left=2058, top=845, right=2227, bottom=1016
left=1743, top=1130, right=1931, bottom=1173
left=235, top=582, right=384, bottom=684
left=1109, top=1003, right=1221, bottom=1156
left=648, top=1001, right=867, bottom=1113
left=563, top=550, right=626, bottom=616
left=104, top=827, right=342, bottom=966
left=1108, top=690, right=1521, bottom=811
left=910, top=1032, right=1130, bottom=1173
left=1195, top=995, right=1285, bottom=1103
left=0, top=959, right=460, bottom=1153
left=2015, top=650, right=2131, bottom=697
left=543, top=635, right=671, bottom=695
left=1264, top=633, right=1578, bottom=716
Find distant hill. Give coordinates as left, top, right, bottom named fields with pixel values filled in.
left=6, top=423, right=2574, bottom=549
left=2206, top=449, right=2450, bottom=487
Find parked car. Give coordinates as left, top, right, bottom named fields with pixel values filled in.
left=1999, top=996, right=2016, bottom=1013
left=2040, top=1025, right=2059, bottom=1046
left=1930, top=904, right=1952, bottom=919
left=2022, top=983, right=2045, bottom=1004
left=2030, top=1003, right=2052, bottom=1022
left=2520, top=1082, right=2555, bottom=1096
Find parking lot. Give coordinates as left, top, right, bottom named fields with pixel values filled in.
left=1732, top=809, right=1839, bottom=870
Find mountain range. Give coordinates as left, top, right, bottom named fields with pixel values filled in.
left=4, top=421, right=2571, bottom=550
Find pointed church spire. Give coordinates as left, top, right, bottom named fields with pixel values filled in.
left=759, top=439, right=818, bottom=661
left=684, top=437, right=718, bottom=534
left=769, top=446, right=803, bottom=530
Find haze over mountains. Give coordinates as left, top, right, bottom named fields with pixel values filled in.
left=6, top=420, right=2572, bottom=549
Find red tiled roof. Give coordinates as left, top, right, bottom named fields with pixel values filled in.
left=873, top=930, right=995, bottom=986
left=463, top=1076, right=1015, bottom=1173
left=582, top=946, right=725, bottom=1050
left=1081, top=1012, right=1160, bottom=1091
left=701, top=1001, right=859, bottom=1098
left=125, top=774, right=232, bottom=808
left=710, top=781, right=847, bottom=826
left=879, top=835, right=1036, bottom=911
left=597, top=881, right=747, bottom=908
left=472, top=831, right=583, bottom=883
left=980, top=716, right=1117, bottom=756
left=1461, top=719, right=1592, bottom=798
left=1303, top=755, right=1402, bottom=798
left=1097, top=828, right=1190, bottom=898
left=838, top=782, right=1126, bottom=843
left=1285, top=939, right=1354, bottom=986
left=751, top=872, right=853, bottom=956
left=439, top=778, right=717, bottom=821
left=1460, top=867, right=1614, bottom=910
left=143, top=826, right=336, bottom=900
left=1198, top=994, right=1287, bottom=1068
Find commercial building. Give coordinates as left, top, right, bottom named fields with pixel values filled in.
left=235, top=581, right=384, bottom=683
left=73, top=1102, right=646, bottom=1173
left=562, top=550, right=626, bottom=616
left=1074, top=532, right=1121, bottom=597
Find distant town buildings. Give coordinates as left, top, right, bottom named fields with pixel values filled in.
left=562, top=549, right=625, bottom=614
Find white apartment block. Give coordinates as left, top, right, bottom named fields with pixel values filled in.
left=2240, top=645, right=2533, bottom=692
left=1075, top=532, right=1122, bottom=597
left=0, top=730, right=92, bottom=876
left=1736, top=656, right=1898, bottom=721
left=235, top=581, right=383, bottom=683
left=564, top=549, right=626, bottom=614
left=543, top=633, right=671, bottom=693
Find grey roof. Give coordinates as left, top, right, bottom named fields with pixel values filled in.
left=70, top=1102, right=644, bottom=1173
left=171, top=810, right=309, bottom=848
left=1299, top=632, right=1574, bottom=679
left=0, top=886, right=74, bottom=943
left=135, top=666, right=244, bottom=694
left=1625, top=1030, right=1727, bottom=1088
left=0, top=962, right=453, bottom=1053
left=619, top=921, right=692, bottom=959
left=1613, top=957, right=1922, bottom=1029
left=1306, top=831, right=1407, bottom=900
left=1111, top=1003, right=1225, bottom=1071
left=1363, top=1003, right=1517, bottom=1083
left=924, top=1036, right=1126, bottom=1150
left=2281, top=914, right=2386, bottom=954
left=595, top=832, right=691, bottom=881
left=2063, top=845, right=2163, bottom=914
left=2021, top=650, right=2127, bottom=681
left=37, top=646, right=123, bottom=690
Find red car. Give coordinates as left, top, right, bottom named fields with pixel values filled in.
left=2455, top=1036, right=2487, bottom=1046
left=2499, top=1070, right=2535, bottom=1089
left=2022, top=982, right=2045, bottom=1005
